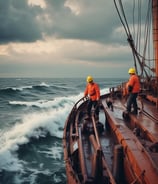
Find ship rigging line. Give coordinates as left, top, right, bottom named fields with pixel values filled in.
left=113, top=0, right=131, bottom=41
left=113, top=0, right=142, bottom=75
left=113, top=0, right=154, bottom=79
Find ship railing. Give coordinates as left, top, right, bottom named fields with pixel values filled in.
left=90, top=113, right=117, bottom=183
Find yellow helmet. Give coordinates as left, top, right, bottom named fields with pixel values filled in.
left=128, top=68, right=135, bottom=74
left=86, top=75, right=93, bottom=83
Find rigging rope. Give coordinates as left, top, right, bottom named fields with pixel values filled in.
left=113, top=0, right=154, bottom=79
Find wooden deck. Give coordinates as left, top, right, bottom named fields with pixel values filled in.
left=101, top=98, right=158, bottom=184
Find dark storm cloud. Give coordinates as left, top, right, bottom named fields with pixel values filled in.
left=43, top=0, right=147, bottom=44
left=45, top=0, right=121, bottom=43
left=0, top=0, right=123, bottom=45
left=0, top=0, right=150, bottom=78
left=0, top=0, right=148, bottom=45
left=0, top=0, right=42, bottom=43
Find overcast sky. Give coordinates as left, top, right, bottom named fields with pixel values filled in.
left=0, top=0, right=150, bottom=78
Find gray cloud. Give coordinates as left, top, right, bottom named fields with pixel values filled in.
left=45, top=0, right=122, bottom=43
left=0, top=0, right=123, bottom=44
left=0, top=0, right=151, bottom=78
left=0, top=0, right=44, bottom=43
left=0, top=0, right=148, bottom=44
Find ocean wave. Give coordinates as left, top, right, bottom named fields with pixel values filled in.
left=0, top=82, right=76, bottom=99
left=0, top=85, right=32, bottom=92
left=9, top=97, right=74, bottom=109
left=0, top=88, right=22, bottom=96
left=9, top=100, right=53, bottom=108
left=0, top=82, right=50, bottom=93
left=39, top=82, right=50, bottom=87
left=0, top=93, right=82, bottom=172
left=51, top=84, right=76, bottom=91
left=0, top=78, right=115, bottom=184
left=0, top=86, right=109, bottom=183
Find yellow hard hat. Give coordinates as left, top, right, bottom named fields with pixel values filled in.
left=86, top=75, right=93, bottom=83
left=128, top=68, right=135, bottom=74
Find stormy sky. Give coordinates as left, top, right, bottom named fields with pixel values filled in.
left=0, top=0, right=151, bottom=78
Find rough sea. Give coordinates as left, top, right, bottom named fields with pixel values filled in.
left=0, top=78, right=126, bottom=184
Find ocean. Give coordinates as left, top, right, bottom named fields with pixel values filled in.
left=0, top=77, right=126, bottom=184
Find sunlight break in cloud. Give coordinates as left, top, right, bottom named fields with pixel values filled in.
left=0, top=45, right=9, bottom=56
left=0, top=36, right=130, bottom=65
left=65, top=0, right=82, bottom=15
left=28, top=0, right=46, bottom=8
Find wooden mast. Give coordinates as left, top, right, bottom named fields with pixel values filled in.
left=152, top=0, right=158, bottom=79
left=152, top=0, right=158, bottom=109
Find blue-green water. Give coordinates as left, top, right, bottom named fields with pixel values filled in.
left=0, top=78, right=126, bottom=184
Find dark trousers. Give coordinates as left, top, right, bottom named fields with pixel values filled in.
left=87, top=100, right=99, bottom=117
left=127, top=93, right=138, bottom=113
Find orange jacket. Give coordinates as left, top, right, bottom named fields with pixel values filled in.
left=127, top=74, right=140, bottom=93
left=84, top=82, right=100, bottom=101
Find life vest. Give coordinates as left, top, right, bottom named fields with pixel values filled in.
left=84, top=82, right=100, bottom=101
left=127, top=74, right=140, bottom=93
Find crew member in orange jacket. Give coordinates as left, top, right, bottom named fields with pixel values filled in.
left=126, top=68, right=140, bottom=114
left=84, top=75, right=100, bottom=119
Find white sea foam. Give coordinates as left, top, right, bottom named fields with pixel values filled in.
left=9, top=99, right=54, bottom=108
left=12, top=85, right=33, bottom=91
left=0, top=87, right=109, bottom=172
left=38, top=145, right=63, bottom=160
left=101, top=87, right=109, bottom=95
left=5, top=82, right=50, bottom=91
left=39, top=82, right=50, bottom=87
left=0, top=92, right=82, bottom=172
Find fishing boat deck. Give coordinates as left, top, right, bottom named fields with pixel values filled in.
left=75, top=96, right=158, bottom=183
left=102, top=97, right=158, bottom=169
left=142, top=99, right=158, bottom=119
left=80, top=111, right=115, bottom=178
left=63, top=96, right=158, bottom=184
left=102, top=97, right=158, bottom=141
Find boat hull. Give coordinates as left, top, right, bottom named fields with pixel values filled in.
left=63, top=89, right=158, bottom=184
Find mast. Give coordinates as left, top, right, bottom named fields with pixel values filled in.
left=152, top=0, right=158, bottom=108
left=152, top=0, right=158, bottom=78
